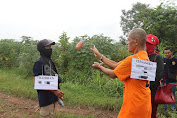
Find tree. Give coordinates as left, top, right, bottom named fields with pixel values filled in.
left=146, top=4, right=177, bottom=54
left=120, top=2, right=177, bottom=54
left=120, top=2, right=151, bottom=44
left=54, top=32, right=71, bottom=74
left=21, top=36, right=33, bottom=45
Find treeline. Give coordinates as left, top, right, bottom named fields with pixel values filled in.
left=0, top=34, right=129, bottom=98
left=0, top=34, right=129, bottom=75
left=120, top=1, right=177, bottom=54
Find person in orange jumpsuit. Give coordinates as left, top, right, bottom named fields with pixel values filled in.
left=90, top=28, right=151, bottom=118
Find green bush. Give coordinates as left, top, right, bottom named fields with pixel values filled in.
left=0, top=39, right=22, bottom=68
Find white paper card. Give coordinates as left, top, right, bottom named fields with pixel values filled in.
left=34, top=75, right=58, bottom=90
left=130, top=58, right=157, bottom=81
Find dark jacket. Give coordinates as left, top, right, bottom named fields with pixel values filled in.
left=33, top=56, right=62, bottom=107
left=164, top=57, right=177, bottom=82
left=149, top=54, right=164, bottom=96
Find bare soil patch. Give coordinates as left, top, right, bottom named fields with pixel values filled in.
left=0, top=92, right=118, bottom=118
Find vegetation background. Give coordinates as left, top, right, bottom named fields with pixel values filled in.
left=0, top=1, right=177, bottom=118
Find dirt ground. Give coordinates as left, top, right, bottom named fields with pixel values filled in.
left=0, top=92, right=118, bottom=118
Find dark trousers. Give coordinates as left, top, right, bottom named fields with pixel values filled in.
left=151, top=96, right=158, bottom=118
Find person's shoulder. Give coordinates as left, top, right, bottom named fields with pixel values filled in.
left=149, top=54, right=156, bottom=58
left=34, top=58, right=43, bottom=65
left=137, top=51, right=149, bottom=60
left=123, top=55, right=137, bottom=64
left=35, top=58, right=42, bottom=63
left=33, top=58, right=43, bottom=73
left=125, top=53, right=145, bottom=60
left=172, top=57, right=177, bottom=61
left=156, top=54, right=163, bottom=59
left=125, top=55, right=134, bottom=60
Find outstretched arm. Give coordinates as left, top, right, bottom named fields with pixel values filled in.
left=92, top=62, right=117, bottom=79
left=90, top=45, right=120, bottom=69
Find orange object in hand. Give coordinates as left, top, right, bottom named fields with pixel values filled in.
left=75, top=40, right=84, bottom=50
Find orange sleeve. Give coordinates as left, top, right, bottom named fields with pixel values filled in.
left=114, top=56, right=133, bottom=81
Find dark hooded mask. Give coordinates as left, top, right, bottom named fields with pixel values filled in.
left=37, top=39, right=55, bottom=58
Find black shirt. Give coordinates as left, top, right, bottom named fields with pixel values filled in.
left=164, top=57, right=177, bottom=82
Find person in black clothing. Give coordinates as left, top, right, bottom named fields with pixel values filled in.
left=163, top=47, right=177, bottom=110
left=33, top=39, right=64, bottom=118
left=146, top=34, right=164, bottom=118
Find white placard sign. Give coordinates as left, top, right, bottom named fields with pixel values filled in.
left=130, top=58, right=157, bottom=81
left=34, top=75, right=58, bottom=90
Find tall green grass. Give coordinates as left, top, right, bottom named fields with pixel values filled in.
left=0, top=69, right=37, bottom=99
left=60, top=69, right=124, bottom=98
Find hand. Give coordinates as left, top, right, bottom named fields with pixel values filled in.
left=90, top=45, right=101, bottom=58
left=92, top=62, right=103, bottom=69
left=60, top=97, right=64, bottom=101
left=53, top=90, right=64, bottom=99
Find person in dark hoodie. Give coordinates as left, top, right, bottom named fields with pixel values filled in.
left=33, top=39, right=64, bottom=118
left=146, top=34, right=164, bottom=118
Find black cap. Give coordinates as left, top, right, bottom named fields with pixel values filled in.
left=37, top=39, right=55, bottom=51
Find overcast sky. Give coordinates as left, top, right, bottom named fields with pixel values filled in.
left=0, top=0, right=168, bottom=42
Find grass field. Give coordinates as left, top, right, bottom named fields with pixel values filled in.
left=1, top=69, right=177, bottom=118
left=0, top=69, right=122, bottom=111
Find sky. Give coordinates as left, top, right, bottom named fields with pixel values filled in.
left=0, top=0, right=168, bottom=42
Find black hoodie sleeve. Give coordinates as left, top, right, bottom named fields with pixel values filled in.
left=150, top=54, right=164, bottom=96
